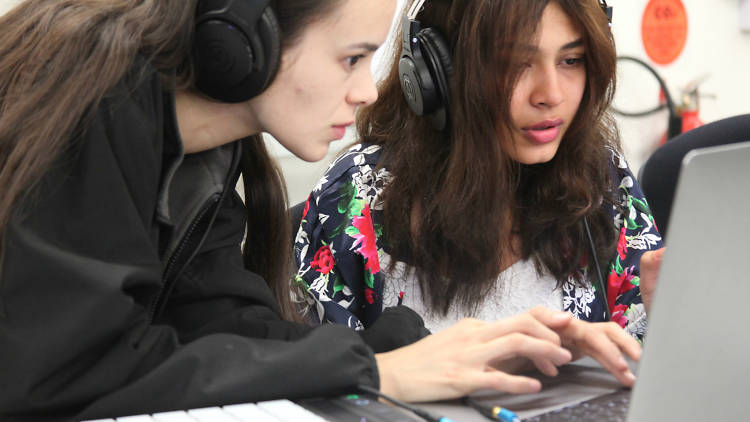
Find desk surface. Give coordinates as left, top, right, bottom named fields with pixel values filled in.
left=420, top=358, right=626, bottom=421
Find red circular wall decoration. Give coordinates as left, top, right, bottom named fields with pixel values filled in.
left=641, top=0, right=688, bottom=65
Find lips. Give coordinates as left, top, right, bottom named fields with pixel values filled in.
left=521, top=119, right=564, bottom=144
left=331, top=122, right=353, bottom=141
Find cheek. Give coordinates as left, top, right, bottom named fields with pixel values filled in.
left=508, top=77, right=533, bottom=122
left=508, top=90, right=525, bottom=126
left=570, top=73, right=587, bottom=106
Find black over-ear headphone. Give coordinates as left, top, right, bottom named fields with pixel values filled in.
left=398, top=0, right=453, bottom=131
left=194, top=0, right=282, bottom=103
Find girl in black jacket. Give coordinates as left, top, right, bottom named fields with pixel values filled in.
left=0, top=1, right=586, bottom=420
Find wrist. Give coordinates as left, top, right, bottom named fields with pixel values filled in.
left=375, top=351, right=402, bottom=400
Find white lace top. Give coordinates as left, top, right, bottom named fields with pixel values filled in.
left=380, top=253, right=564, bottom=333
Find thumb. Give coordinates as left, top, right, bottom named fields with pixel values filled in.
left=641, top=247, right=665, bottom=269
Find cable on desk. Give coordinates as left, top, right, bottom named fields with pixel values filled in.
left=463, top=396, right=520, bottom=422
left=356, top=384, right=454, bottom=422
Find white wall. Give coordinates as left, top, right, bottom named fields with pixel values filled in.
left=0, top=0, right=21, bottom=15
left=610, top=0, right=750, bottom=172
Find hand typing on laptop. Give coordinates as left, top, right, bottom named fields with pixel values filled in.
left=490, top=307, right=641, bottom=388
left=375, top=306, right=641, bottom=404
left=375, top=307, right=575, bottom=402
left=553, top=317, right=641, bottom=387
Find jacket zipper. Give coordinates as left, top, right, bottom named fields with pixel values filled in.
left=148, top=196, right=219, bottom=324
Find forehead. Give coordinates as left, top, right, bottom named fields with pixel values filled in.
left=537, top=2, right=583, bottom=48
left=308, top=0, right=396, bottom=47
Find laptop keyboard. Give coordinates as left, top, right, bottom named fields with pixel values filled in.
left=523, top=389, right=631, bottom=422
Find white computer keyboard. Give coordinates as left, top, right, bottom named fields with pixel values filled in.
left=82, top=399, right=330, bottom=422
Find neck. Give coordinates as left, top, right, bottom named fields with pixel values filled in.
left=174, top=89, right=260, bottom=153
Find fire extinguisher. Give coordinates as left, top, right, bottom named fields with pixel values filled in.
left=613, top=56, right=713, bottom=145
left=613, top=56, right=684, bottom=141
left=657, top=75, right=708, bottom=145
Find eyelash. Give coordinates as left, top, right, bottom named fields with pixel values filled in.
left=345, top=54, right=366, bottom=69
left=520, top=55, right=585, bottom=69
left=560, top=56, right=585, bottom=67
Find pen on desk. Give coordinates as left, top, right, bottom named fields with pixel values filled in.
left=463, top=396, right=520, bottom=422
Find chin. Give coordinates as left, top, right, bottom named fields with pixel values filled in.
left=509, top=140, right=562, bottom=165
left=296, top=144, right=331, bottom=163
left=515, top=150, right=559, bottom=165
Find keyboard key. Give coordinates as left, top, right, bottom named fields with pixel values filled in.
left=150, top=410, right=197, bottom=421
left=187, top=407, right=239, bottom=422
left=115, top=416, right=154, bottom=422
left=524, top=389, right=631, bottom=422
left=257, top=399, right=329, bottom=422
left=223, top=403, right=282, bottom=421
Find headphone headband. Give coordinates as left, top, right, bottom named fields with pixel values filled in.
left=407, top=0, right=428, bottom=19
left=599, top=0, right=613, bottom=24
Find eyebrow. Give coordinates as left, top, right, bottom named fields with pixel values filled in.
left=518, top=38, right=585, bottom=53
left=345, top=42, right=381, bottom=52
left=560, top=38, right=585, bottom=50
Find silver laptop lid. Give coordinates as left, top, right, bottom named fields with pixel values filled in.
left=627, top=141, right=750, bottom=421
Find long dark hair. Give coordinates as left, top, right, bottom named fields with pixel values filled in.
left=357, top=0, right=620, bottom=315
left=0, top=0, right=196, bottom=266
left=0, top=0, right=340, bottom=321
left=239, top=0, right=342, bottom=321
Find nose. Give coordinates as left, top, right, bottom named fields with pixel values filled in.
left=529, top=65, right=564, bottom=108
left=347, top=69, right=379, bottom=106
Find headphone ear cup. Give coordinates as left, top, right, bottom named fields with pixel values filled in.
left=398, top=27, right=452, bottom=116
left=417, top=27, right=453, bottom=114
left=415, top=27, right=453, bottom=130
left=247, top=7, right=281, bottom=97
left=194, top=5, right=281, bottom=102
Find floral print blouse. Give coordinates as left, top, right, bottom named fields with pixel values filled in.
left=293, top=144, right=663, bottom=340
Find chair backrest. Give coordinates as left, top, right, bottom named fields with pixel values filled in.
left=639, top=113, right=750, bottom=239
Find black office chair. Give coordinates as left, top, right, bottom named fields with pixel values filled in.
left=639, top=113, right=750, bottom=240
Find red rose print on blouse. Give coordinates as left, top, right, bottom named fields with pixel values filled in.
left=607, top=265, right=637, bottom=311
left=616, top=226, right=627, bottom=260
left=611, top=304, right=630, bottom=328
left=302, top=198, right=310, bottom=221
left=365, top=288, right=375, bottom=304
left=351, top=204, right=381, bottom=274
left=311, top=245, right=335, bottom=274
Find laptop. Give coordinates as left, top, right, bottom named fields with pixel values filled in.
left=457, top=140, right=750, bottom=421
left=624, top=140, right=750, bottom=421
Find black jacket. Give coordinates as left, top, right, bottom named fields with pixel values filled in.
left=0, top=63, right=425, bottom=421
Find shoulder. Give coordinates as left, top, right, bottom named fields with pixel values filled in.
left=311, top=143, right=390, bottom=200
left=604, top=146, right=638, bottom=190
left=605, top=146, right=629, bottom=173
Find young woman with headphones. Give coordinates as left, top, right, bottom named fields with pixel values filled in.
left=295, top=0, right=664, bottom=391
left=0, top=0, right=586, bottom=420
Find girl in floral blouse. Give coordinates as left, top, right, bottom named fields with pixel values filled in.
left=295, top=0, right=663, bottom=387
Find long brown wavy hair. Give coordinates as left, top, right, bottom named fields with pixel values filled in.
left=357, top=0, right=621, bottom=316
left=0, top=0, right=339, bottom=321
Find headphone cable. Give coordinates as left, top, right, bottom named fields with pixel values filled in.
left=584, top=216, right=612, bottom=321
left=356, top=384, right=454, bottom=422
